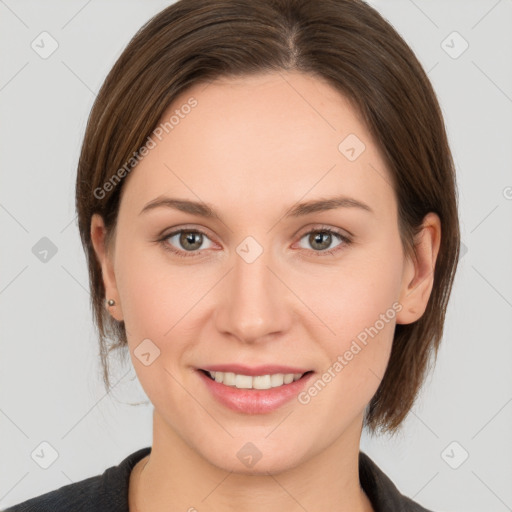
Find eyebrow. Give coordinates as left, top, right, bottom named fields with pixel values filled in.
left=139, top=195, right=374, bottom=220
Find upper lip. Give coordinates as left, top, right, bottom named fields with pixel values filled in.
left=199, top=364, right=312, bottom=376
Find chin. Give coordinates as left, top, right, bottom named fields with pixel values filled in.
left=202, top=442, right=306, bottom=476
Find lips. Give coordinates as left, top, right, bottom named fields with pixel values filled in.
left=199, top=364, right=311, bottom=376
left=194, top=363, right=315, bottom=413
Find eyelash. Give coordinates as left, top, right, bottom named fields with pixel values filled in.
left=157, top=225, right=352, bottom=259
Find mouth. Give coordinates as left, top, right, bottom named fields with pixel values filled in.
left=196, top=367, right=316, bottom=414
left=198, top=369, right=314, bottom=390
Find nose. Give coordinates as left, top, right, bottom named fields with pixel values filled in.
left=214, top=241, right=293, bottom=345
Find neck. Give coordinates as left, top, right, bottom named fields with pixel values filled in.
left=129, top=410, right=374, bottom=512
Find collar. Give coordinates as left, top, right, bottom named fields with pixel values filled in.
left=101, top=447, right=433, bottom=512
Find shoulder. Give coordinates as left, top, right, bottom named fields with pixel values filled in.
left=2, top=474, right=104, bottom=512
left=3, top=447, right=152, bottom=512
left=359, top=451, right=436, bottom=512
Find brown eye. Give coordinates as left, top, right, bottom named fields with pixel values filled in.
left=308, top=231, right=334, bottom=251
left=178, top=231, right=204, bottom=251
left=161, top=229, right=213, bottom=257
left=298, top=228, right=348, bottom=254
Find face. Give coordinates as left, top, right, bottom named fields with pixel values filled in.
left=92, top=71, right=438, bottom=474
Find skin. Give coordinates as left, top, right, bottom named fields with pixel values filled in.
left=91, top=71, right=441, bottom=512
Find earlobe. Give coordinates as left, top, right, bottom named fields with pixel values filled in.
left=90, top=214, right=124, bottom=322
left=396, top=213, right=441, bottom=325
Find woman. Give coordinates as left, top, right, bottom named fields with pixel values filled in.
left=5, top=0, right=460, bottom=510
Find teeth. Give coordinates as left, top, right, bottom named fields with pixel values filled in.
left=253, top=375, right=271, bottom=389
left=235, top=374, right=252, bottom=389
left=207, top=371, right=304, bottom=390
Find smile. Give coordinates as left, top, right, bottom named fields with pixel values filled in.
left=203, top=370, right=308, bottom=390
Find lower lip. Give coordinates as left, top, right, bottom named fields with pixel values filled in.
left=197, top=370, right=314, bottom=414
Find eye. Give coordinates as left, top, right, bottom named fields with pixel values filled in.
left=157, top=225, right=352, bottom=259
left=296, top=227, right=352, bottom=256
left=159, top=228, right=214, bottom=258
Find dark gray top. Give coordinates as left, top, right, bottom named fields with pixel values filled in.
left=3, top=447, right=434, bottom=511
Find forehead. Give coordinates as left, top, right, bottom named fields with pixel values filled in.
left=119, top=71, right=396, bottom=222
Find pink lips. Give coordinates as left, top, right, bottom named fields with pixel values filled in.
left=196, top=367, right=314, bottom=414
left=200, top=364, right=311, bottom=376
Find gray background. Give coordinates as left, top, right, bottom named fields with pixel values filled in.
left=1, top=1, right=511, bottom=511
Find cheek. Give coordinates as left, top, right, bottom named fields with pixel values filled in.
left=298, top=241, right=403, bottom=402
left=114, top=242, right=215, bottom=386
left=114, top=246, right=201, bottom=408
left=298, top=240, right=404, bottom=344
left=114, top=237, right=192, bottom=337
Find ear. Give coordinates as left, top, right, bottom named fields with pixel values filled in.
left=395, top=212, right=441, bottom=325
left=90, top=213, right=124, bottom=322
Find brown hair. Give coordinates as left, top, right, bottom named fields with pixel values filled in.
left=75, top=0, right=460, bottom=435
